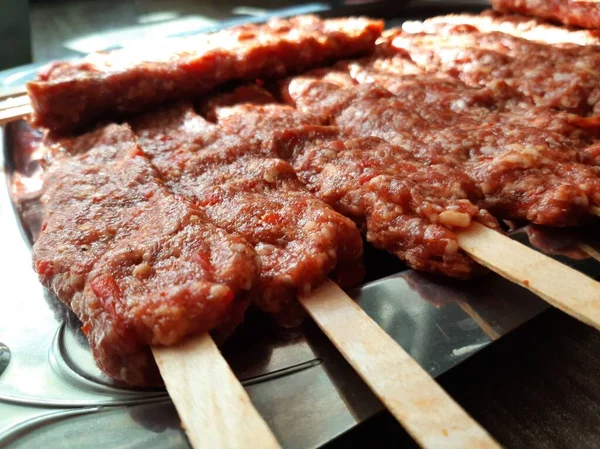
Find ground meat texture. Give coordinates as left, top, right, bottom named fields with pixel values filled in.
left=200, top=83, right=282, bottom=120
left=389, top=24, right=600, bottom=115
left=26, top=15, right=383, bottom=132
left=212, top=102, right=324, bottom=151
left=283, top=72, right=512, bottom=162
left=131, top=104, right=364, bottom=326
left=468, top=148, right=600, bottom=225
left=33, top=124, right=259, bottom=385
left=335, top=44, right=527, bottom=113
left=282, top=70, right=600, bottom=226
left=290, top=135, right=497, bottom=278
left=492, top=0, right=600, bottom=30
left=198, top=84, right=501, bottom=278
left=403, top=11, right=600, bottom=45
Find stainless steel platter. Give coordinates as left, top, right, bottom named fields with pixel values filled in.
left=2, top=2, right=600, bottom=448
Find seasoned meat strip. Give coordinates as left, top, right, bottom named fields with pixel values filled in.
left=403, top=11, right=600, bottom=45
left=199, top=84, right=498, bottom=278
left=387, top=24, right=600, bottom=115
left=131, top=104, right=364, bottom=326
left=491, top=0, right=600, bottom=30
left=282, top=70, right=600, bottom=226
left=33, top=124, right=259, bottom=385
left=291, top=135, right=497, bottom=278
left=27, top=15, right=383, bottom=132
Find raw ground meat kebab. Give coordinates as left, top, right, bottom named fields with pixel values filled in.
left=27, top=15, right=383, bottom=132
left=25, top=11, right=600, bottom=384
left=491, top=0, right=600, bottom=30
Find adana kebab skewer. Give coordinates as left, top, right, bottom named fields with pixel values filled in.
left=201, top=79, right=600, bottom=331
left=26, top=16, right=384, bottom=132
left=128, top=101, right=500, bottom=448
left=21, top=123, right=283, bottom=448
left=16, top=15, right=500, bottom=449
left=7, top=12, right=600, bottom=448
left=33, top=101, right=499, bottom=449
left=3, top=14, right=382, bottom=127
left=491, top=0, right=600, bottom=30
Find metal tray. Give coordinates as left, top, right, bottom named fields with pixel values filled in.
left=2, top=2, right=600, bottom=448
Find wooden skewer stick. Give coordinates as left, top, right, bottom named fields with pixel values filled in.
left=458, top=302, right=501, bottom=341
left=0, top=86, right=27, bottom=101
left=300, top=280, right=501, bottom=449
left=0, top=94, right=30, bottom=108
left=0, top=90, right=32, bottom=125
left=592, top=206, right=600, bottom=217
left=578, top=242, right=600, bottom=263
left=0, top=87, right=496, bottom=449
left=153, top=334, right=281, bottom=449
left=0, top=103, right=32, bottom=126
left=457, top=222, right=600, bottom=331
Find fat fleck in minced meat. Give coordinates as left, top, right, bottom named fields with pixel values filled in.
left=33, top=124, right=259, bottom=385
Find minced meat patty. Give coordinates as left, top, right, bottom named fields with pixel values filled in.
left=195, top=84, right=498, bottom=278
left=131, top=104, right=364, bottom=327
left=30, top=10, right=600, bottom=387
left=491, top=0, right=600, bottom=30
left=290, top=135, right=498, bottom=278
left=282, top=68, right=600, bottom=226
left=26, top=15, right=383, bottom=132
left=33, top=124, right=259, bottom=385
left=403, top=11, right=600, bottom=46
left=387, top=22, right=600, bottom=115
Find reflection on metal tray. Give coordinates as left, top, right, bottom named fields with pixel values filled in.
left=3, top=4, right=600, bottom=449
